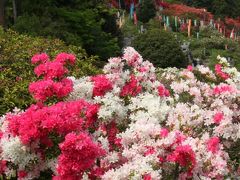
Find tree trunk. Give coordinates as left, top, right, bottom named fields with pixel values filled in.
left=0, top=0, right=6, bottom=27
left=12, top=0, right=17, bottom=23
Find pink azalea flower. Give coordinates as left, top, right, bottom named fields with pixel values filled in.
left=143, top=174, right=152, bottom=180
left=187, top=65, right=193, bottom=71
left=91, top=75, right=113, bottom=97
left=158, top=85, right=170, bottom=97
left=56, top=132, right=105, bottom=179
left=31, top=53, right=49, bottom=64
left=160, top=128, right=169, bottom=138
left=213, top=112, right=224, bottom=124
left=120, top=75, right=142, bottom=97
left=207, top=137, right=220, bottom=154
left=167, top=145, right=196, bottom=172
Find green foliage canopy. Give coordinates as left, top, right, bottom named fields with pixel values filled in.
left=133, top=29, right=188, bottom=68
left=174, top=0, right=240, bottom=18
left=11, top=0, right=122, bottom=60
left=137, top=0, right=156, bottom=23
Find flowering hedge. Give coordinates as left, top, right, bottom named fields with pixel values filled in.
left=162, top=3, right=213, bottom=20
left=0, top=29, right=99, bottom=116
left=0, top=47, right=240, bottom=179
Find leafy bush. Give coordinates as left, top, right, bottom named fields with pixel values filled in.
left=0, top=28, right=100, bottom=115
left=187, top=27, right=240, bottom=69
left=133, top=29, right=187, bottom=68
left=208, top=49, right=240, bottom=70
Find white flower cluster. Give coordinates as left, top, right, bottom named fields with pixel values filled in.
left=68, top=76, right=93, bottom=101
left=95, top=91, right=127, bottom=123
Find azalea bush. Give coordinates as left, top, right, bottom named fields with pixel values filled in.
left=0, top=47, right=240, bottom=179
left=162, top=3, right=213, bottom=20
left=0, top=29, right=99, bottom=115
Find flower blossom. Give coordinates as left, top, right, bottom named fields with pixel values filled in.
left=207, top=137, right=220, bottom=154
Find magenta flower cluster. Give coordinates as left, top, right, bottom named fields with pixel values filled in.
left=29, top=53, right=76, bottom=102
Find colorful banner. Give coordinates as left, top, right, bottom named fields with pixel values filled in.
left=130, top=3, right=134, bottom=19
left=140, top=25, right=144, bottom=33
left=188, top=19, right=192, bottom=37
left=163, top=15, right=166, bottom=23
left=134, top=11, right=137, bottom=25
left=209, top=19, right=214, bottom=26
left=164, top=23, right=167, bottom=31
left=175, top=16, right=178, bottom=27
left=166, top=16, right=170, bottom=27
left=197, top=32, right=199, bottom=39
left=230, top=28, right=235, bottom=39
left=194, top=19, right=197, bottom=26
left=119, top=0, right=121, bottom=9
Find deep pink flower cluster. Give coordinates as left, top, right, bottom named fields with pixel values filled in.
left=106, top=121, right=119, bottom=151
left=31, top=53, right=49, bottom=64
left=84, top=104, right=100, bottom=129
left=144, top=146, right=156, bottom=156
left=54, top=132, right=105, bottom=180
left=213, top=112, right=224, bottom=124
left=34, top=62, right=68, bottom=79
left=0, top=160, right=7, bottom=175
left=143, top=174, right=152, bottom=180
left=160, top=128, right=169, bottom=138
left=207, top=137, right=220, bottom=154
left=120, top=75, right=142, bottom=97
left=91, top=75, right=113, bottom=97
left=215, top=64, right=230, bottom=80
left=158, top=85, right=170, bottom=97
left=187, top=65, right=193, bottom=71
left=55, top=53, right=76, bottom=65
left=18, top=170, right=27, bottom=179
left=7, top=99, right=98, bottom=145
left=213, top=84, right=236, bottom=95
left=29, top=53, right=76, bottom=102
left=167, top=145, right=196, bottom=172
left=29, top=78, right=73, bottom=101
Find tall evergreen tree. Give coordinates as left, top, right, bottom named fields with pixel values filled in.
left=0, top=0, right=6, bottom=26
left=137, top=0, right=156, bottom=23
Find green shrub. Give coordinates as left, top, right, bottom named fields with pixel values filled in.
left=167, top=26, right=240, bottom=68
left=0, top=28, right=100, bottom=115
left=208, top=49, right=240, bottom=70
left=133, top=29, right=188, bottom=68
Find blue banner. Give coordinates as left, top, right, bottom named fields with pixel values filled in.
left=130, top=3, right=134, bottom=19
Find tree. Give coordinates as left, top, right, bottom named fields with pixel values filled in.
left=180, top=0, right=212, bottom=7
left=137, top=0, right=156, bottom=23
left=11, top=0, right=122, bottom=61
left=133, top=29, right=187, bottom=68
left=12, top=0, right=17, bottom=23
left=211, top=0, right=240, bottom=18
left=0, top=0, right=6, bottom=26
left=179, top=0, right=240, bottom=18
